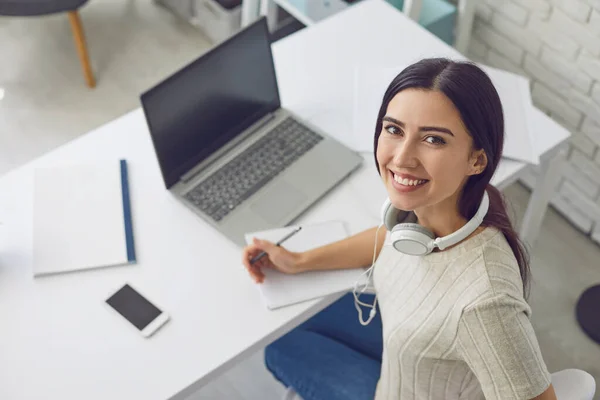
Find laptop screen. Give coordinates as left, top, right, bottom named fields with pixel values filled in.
left=140, top=18, right=280, bottom=188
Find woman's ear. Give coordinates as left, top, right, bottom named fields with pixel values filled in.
left=469, top=149, right=488, bottom=175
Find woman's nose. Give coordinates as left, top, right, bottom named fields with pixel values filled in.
left=392, top=139, right=419, bottom=168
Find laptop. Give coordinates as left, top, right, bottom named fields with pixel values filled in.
left=140, top=17, right=363, bottom=247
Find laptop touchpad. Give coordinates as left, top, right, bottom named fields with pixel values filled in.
left=250, top=181, right=307, bottom=224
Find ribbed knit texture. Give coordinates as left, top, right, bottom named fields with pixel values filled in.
left=372, top=227, right=551, bottom=399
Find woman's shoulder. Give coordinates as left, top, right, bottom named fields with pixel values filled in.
left=471, top=227, right=527, bottom=303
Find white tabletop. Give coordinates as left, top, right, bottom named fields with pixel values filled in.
left=0, top=1, right=569, bottom=399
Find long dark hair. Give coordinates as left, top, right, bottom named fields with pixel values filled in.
left=373, top=58, right=531, bottom=298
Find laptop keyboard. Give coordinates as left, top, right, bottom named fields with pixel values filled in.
left=184, top=117, right=324, bottom=222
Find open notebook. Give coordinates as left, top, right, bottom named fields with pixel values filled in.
left=32, top=159, right=135, bottom=277
left=244, top=221, right=366, bottom=310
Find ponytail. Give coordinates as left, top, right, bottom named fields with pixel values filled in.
left=460, top=182, right=531, bottom=299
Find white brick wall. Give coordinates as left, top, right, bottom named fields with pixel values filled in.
left=528, top=16, right=579, bottom=59
left=519, top=0, right=552, bottom=18
left=578, top=52, right=600, bottom=82
left=559, top=160, right=600, bottom=198
left=570, top=149, right=600, bottom=185
left=552, top=192, right=594, bottom=233
left=490, top=14, right=542, bottom=55
left=474, top=20, right=524, bottom=65
left=482, top=0, right=529, bottom=26
left=551, top=0, right=592, bottom=22
left=549, top=8, right=600, bottom=56
left=582, top=117, right=600, bottom=146
left=582, top=0, right=600, bottom=11
left=467, top=36, right=488, bottom=60
left=468, top=0, right=600, bottom=245
left=475, top=3, right=493, bottom=22
left=592, top=83, right=600, bottom=105
left=569, top=89, right=600, bottom=125
left=531, top=82, right=582, bottom=127
left=569, top=131, right=597, bottom=159
left=540, top=48, right=593, bottom=93
left=559, top=179, right=600, bottom=221
left=487, top=50, right=526, bottom=76
left=589, top=9, right=600, bottom=35
left=525, top=56, right=571, bottom=95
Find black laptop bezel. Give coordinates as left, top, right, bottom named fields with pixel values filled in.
left=140, top=17, right=281, bottom=189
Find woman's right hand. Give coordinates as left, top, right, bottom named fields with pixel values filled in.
left=241, top=237, right=304, bottom=283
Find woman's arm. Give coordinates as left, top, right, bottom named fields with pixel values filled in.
left=531, top=384, right=557, bottom=400
left=296, top=225, right=386, bottom=272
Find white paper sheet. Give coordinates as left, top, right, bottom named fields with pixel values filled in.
left=481, top=65, right=539, bottom=164
left=244, top=221, right=366, bottom=310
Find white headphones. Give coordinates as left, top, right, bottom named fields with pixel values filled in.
left=353, top=190, right=490, bottom=325
left=381, top=190, right=490, bottom=256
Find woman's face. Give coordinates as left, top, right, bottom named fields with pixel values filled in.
left=376, top=88, right=484, bottom=213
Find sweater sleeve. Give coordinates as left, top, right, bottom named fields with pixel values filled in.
left=456, top=293, right=551, bottom=400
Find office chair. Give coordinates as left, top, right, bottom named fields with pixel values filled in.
left=577, top=284, right=600, bottom=346
left=0, top=0, right=95, bottom=88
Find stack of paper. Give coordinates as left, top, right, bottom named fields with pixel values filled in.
left=352, top=63, right=539, bottom=164
left=32, top=159, right=136, bottom=277
left=244, top=220, right=366, bottom=310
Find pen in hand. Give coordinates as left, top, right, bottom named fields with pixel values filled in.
left=250, top=226, right=302, bottom=264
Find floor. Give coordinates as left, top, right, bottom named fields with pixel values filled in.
left=1, top=1, right=599, bottom=399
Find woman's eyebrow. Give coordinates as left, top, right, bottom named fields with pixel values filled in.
left=382, top=116, right=404, bottom=126
left=382, top=116, right=454, bottom=137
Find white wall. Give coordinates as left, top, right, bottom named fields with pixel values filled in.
left=466, top=0, right=600, bottom=244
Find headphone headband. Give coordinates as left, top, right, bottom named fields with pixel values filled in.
left=435, top=191, right=489, bottom=250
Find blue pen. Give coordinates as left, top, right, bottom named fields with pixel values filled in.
left=250, top=226, right=302, bottom=264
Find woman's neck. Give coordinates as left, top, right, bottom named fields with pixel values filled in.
left=413, top=202, right=465, bottom=239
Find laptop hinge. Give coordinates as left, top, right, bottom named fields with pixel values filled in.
left=179, top=112, right=278, bottom=184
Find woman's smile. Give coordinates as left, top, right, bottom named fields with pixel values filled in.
left=388, top=170, right=429, bottom=193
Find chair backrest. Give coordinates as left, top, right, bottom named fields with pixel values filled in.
left=551, top=369, right=596, bottom=400
left=0, top=0, right=89, bottom=17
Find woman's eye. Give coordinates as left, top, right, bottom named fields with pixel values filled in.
left=385, top=125, right=402, bottom=135
left=425, top=136, right=446, bottom=145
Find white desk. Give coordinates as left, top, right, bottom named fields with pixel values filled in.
left=0, top=1, right=569, bottom=399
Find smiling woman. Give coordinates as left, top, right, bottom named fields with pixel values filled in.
left=373, top=58, right=530, bottom=295
left=245, top=58, right=565, bottom=400
left=369, top=58, right=554, bottom=399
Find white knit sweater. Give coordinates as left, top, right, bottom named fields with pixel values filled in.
left=372, top=226, right=551, bottom=399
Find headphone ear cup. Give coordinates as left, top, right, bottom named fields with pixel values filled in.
left=381, top=199, right=400, bottom=231
left=390, top=223, right=436, bottom=256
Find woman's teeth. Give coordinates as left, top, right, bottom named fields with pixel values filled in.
left=393, top=173, right=428, bottom=186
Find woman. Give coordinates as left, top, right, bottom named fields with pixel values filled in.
left=242, top=58, right=557, bottom=399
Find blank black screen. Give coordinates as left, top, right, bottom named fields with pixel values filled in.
left=106, top=284, right=162, bottom=331
left=140, top=18, right=280, bottom=188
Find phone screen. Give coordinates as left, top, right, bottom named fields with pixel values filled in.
left=106, top=284, right=162, bottom=331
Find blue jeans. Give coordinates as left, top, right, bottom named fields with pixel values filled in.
left=265, top=293, right=383, bottom=400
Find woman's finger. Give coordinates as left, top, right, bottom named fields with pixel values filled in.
left=247, top=254, right=266, bottom=283
left=241, top=247, right=255, bottom=270
left=241, top=244, right=271, bottom=283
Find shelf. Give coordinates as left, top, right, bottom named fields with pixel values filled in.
left=273, top=0, right=350, bottom=26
